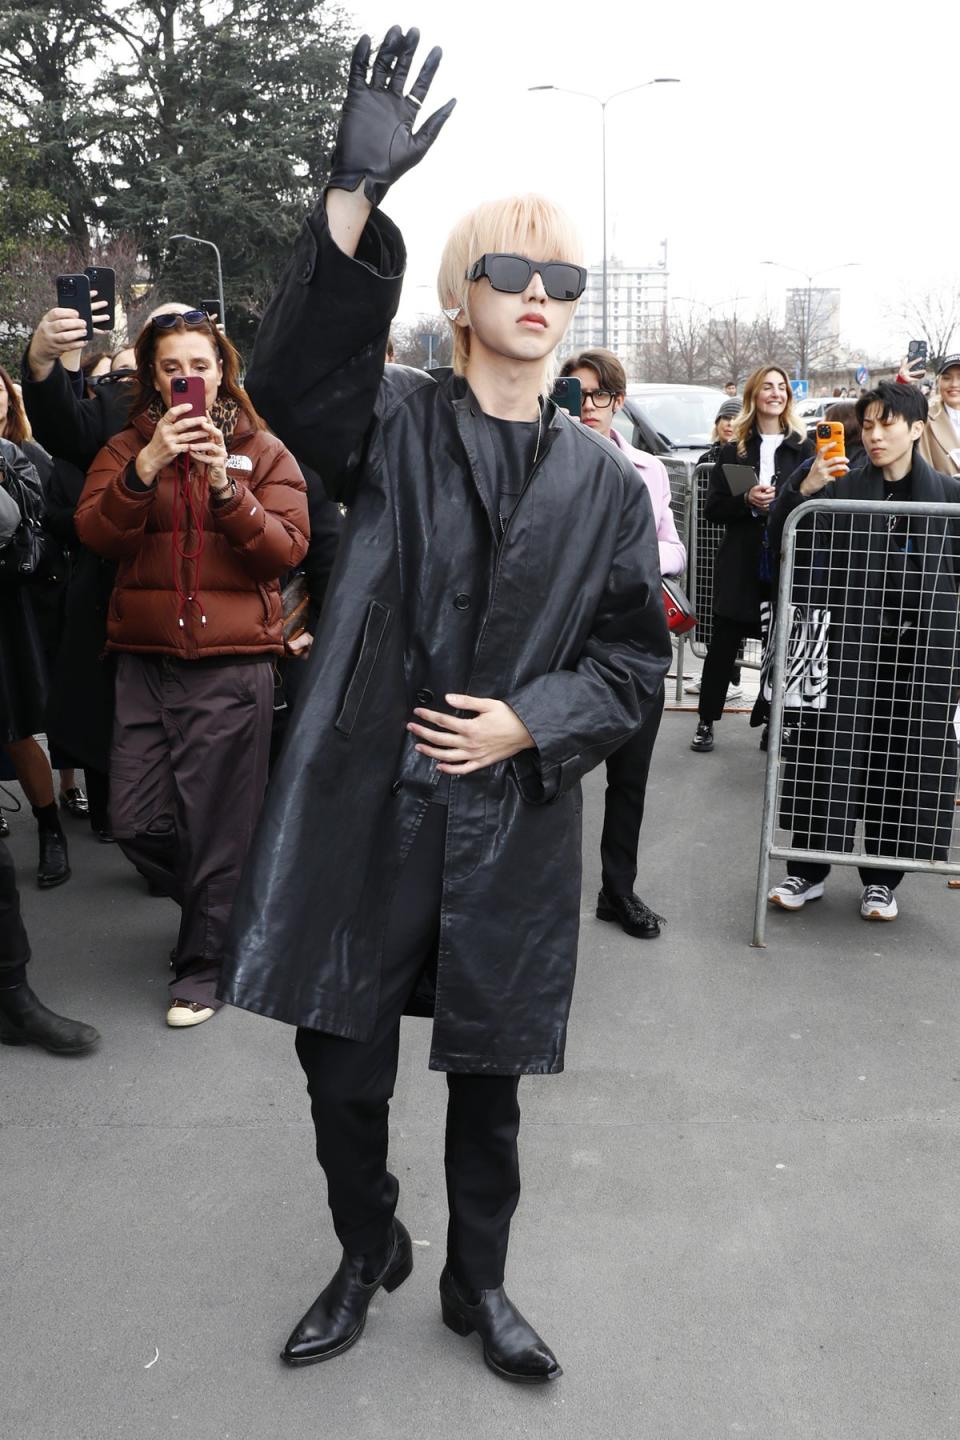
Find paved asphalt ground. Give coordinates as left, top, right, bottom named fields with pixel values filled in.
left=2, top=704, right=959, bottom=1440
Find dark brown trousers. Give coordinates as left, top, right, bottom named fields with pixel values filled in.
left=110, top=654, right=273, bottom=1006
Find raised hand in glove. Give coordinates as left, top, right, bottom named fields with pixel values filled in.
left=329, top=24, right=456, bottom=206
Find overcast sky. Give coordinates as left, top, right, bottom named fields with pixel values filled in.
left=342, top=0, right=957, bottom=363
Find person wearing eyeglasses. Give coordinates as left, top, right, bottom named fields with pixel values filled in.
left=558, top=347, right=684, bottom=941
left=219, top=26, right=669, bottom=1384
left=75, top=311, right=309, bottom=1027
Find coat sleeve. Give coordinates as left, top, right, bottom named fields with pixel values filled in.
left=75, top=439, right=154, bottom=560
left=19, top=355, right=112, bottom=471
left=504, top=477, right=672, bottom=805
left=207, top=439, right=309, bottom=581
left=244, top=199, right=406, bottom=504
left=649, top=456, right=686, bottom=576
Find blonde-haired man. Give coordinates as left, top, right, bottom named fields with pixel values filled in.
left=222, top=24, right=670, bottom=1381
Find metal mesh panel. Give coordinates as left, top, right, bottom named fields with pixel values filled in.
left=687, top=463, right=763, bottom=667
left=753, top=497, right=960, bottom=943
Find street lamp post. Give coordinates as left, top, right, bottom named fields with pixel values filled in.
left=169, top=233, right=226, bottom=330
left=529, top=79, right=679, bottom=348
left=760, top=260, right=860, bottom=385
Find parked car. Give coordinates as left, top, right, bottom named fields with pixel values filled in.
left=612, top=383, right=730, bottom=463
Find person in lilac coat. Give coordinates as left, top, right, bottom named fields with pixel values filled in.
left=560, top=348, right=685, bottom=938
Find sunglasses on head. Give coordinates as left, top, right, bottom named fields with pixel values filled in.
left=466, top=253, right=587, bottom=302
left=151, top=309, right=211, bottom=329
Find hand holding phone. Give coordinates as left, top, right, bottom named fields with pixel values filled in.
left=55, top=274, right=94, bottom=342
left=902, top=340, right=928, bottom=382
left=171, top=375, right=206, bottom=418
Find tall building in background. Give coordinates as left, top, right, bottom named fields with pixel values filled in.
left=785, top=286, right=842, bottom=367
left=566, top=256, right=669, bottom=359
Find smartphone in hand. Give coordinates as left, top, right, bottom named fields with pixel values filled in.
left=171, top=375, right=206, bottom=418
left=906, top=339, right=928, bottom=377
left=200, top=298, right=221, bottom=324
left=815, top=420, right=846, bottom=467
left=56, top=274, right=94, bottom=341
left=84, top=266, right=116, bottom=330
left=551, top=376, right=581, bottom=419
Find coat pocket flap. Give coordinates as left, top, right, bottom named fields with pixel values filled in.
left=334, top=600, right=391, bottom=736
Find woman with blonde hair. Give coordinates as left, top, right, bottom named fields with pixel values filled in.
left=690, top=364, right=813, bottom=753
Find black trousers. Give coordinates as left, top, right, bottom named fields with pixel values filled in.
left=787, top=849, right=904, bottom=890
left=0, top=838, right=30, bottom=987
left=699, top=617, right=753, bottom=723
left=600, top=681, right=665, bottom=895
left=295, top=805, right=522, bottom=1291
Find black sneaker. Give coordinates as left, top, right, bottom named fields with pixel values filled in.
left=596, top=890, right=664, bottom=939
left=690, top=722, right=714, bottom=753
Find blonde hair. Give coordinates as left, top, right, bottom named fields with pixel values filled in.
left=437, top=194, right=584, bottom=384
left=735, top=364, right=805, bottom=456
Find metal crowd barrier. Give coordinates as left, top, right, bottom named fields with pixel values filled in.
left=660, top=455, right=695, bottom=701
left=687, top=463, right=764, bottom=670
left=752, top=497, right=960, bottom=945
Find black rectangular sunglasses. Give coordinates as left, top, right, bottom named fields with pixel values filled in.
left=467, top=253, right=587, bottom=302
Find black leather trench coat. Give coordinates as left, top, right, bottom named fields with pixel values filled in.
left=219, top=202, right=671, bottom=1074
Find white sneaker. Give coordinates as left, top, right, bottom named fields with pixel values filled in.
left=726, top=685, right=744, bottom=702
left=768, top=877, right=825, bottom=910
left=860, top=885, right=898, bottom=921
left=166, top=1000, right=217, bottom=1027
left=683, top=677, right=702, bottom=695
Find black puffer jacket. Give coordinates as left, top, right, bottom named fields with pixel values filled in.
left=220, top=202, right=672, bottom=1074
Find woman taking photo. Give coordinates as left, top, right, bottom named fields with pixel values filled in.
left=690, top=364, right=813, bottom=754
left=76, top=312, right=309, bottom=1026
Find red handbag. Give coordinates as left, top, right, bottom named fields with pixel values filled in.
left=661, top=576, right=697, bottom=635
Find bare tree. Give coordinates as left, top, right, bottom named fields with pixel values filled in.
left=670, top=309, right=707, bottom=384
left=892, top=280, right=960, bottom=364
left=709, top=309, right=751, bottom=389
left=748, top=306, right=789, bottom=376
left=390, top=314, right=453, bottom=371
left=783, top=287, right=841, bottom=379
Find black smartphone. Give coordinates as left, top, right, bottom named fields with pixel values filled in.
left=200, top=298, right=221, bottom=323
left=907, top=339, right=928, bottom=366
left=84, top=266, right=116, bottom=330
left=551, top=376, right=581, bottom=419
left=56, top=273, right=93, bottom=341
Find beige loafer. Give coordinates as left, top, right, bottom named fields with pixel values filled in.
left=166, top=1000, right=216, bottom=1028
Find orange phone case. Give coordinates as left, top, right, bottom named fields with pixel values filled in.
left=815, top=421, right=846, bottom=463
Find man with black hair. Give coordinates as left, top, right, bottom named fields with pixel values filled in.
left=766, top=381, right=960, bottom=921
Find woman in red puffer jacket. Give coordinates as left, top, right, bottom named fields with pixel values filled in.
left=77, top=311, right=309, bottom=1028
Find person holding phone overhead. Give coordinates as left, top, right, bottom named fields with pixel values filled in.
left=219, top=24, right=670, bottom=1381
left=690, top=364, right=813, bottom=754
left=74, top=312, right=308, bottom=1026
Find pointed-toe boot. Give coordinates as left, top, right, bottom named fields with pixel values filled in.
left=281, top=1218, right=413, bottom=1366
left=439, top=1267, right=562, bottom=1383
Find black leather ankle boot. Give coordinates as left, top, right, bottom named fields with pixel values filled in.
left=281, top=1218, right=413, bottom=1366
left=439, top=1266, right=562, bottom=1383
left=0, top=983, right=99, bottom=1054
left=36, top=820, right=70, bottom=889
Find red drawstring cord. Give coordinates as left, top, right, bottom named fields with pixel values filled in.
left=171, top=452, right=207, bottom=628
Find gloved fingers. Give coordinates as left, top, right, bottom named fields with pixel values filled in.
left=348, top=33, right=372, bottom=88
left=370, top=24, right=404, bottom=88
left=387, top=26, right=420, bottom=93
left=413, top=96, right=457, bottom=151
left=407, top=44, right=443, bottom=107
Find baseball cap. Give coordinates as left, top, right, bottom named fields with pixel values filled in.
left=936, top=353, right=960, bottom=375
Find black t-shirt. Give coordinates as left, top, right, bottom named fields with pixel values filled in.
left=881, top=470, right=922, bottom=623
left=477, top=414, right=540, bottom=536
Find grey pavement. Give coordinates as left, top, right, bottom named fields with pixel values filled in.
left=2, top=709, right=960, bottom=1440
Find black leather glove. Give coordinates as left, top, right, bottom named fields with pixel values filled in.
left=329, top=24, right=456, bottom=206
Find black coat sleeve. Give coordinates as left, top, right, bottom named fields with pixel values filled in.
left=20, top=356, right=107, bottom=469
left=245, top=199, right=406, bottom=504
left=704, top=449, right=754, bottom=525
left=505, top=471, right=673, bottom=804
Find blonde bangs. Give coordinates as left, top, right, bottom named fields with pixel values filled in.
left=437, top=194, right=584, bottom=377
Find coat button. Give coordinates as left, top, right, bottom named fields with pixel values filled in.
left=453, top=593, right=471, bottom=611
left=391, top=780, right=403, bottom=796
left=416, top=687, right=435, bottom=705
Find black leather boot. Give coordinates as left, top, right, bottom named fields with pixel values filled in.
left=281, top=1218, right=413, bottom=1366
left=0, top=983, right=100, bottom=1054
left=37, top=826, right=70, bottom=889
left=439, top=1267, right=562, bottom=1383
